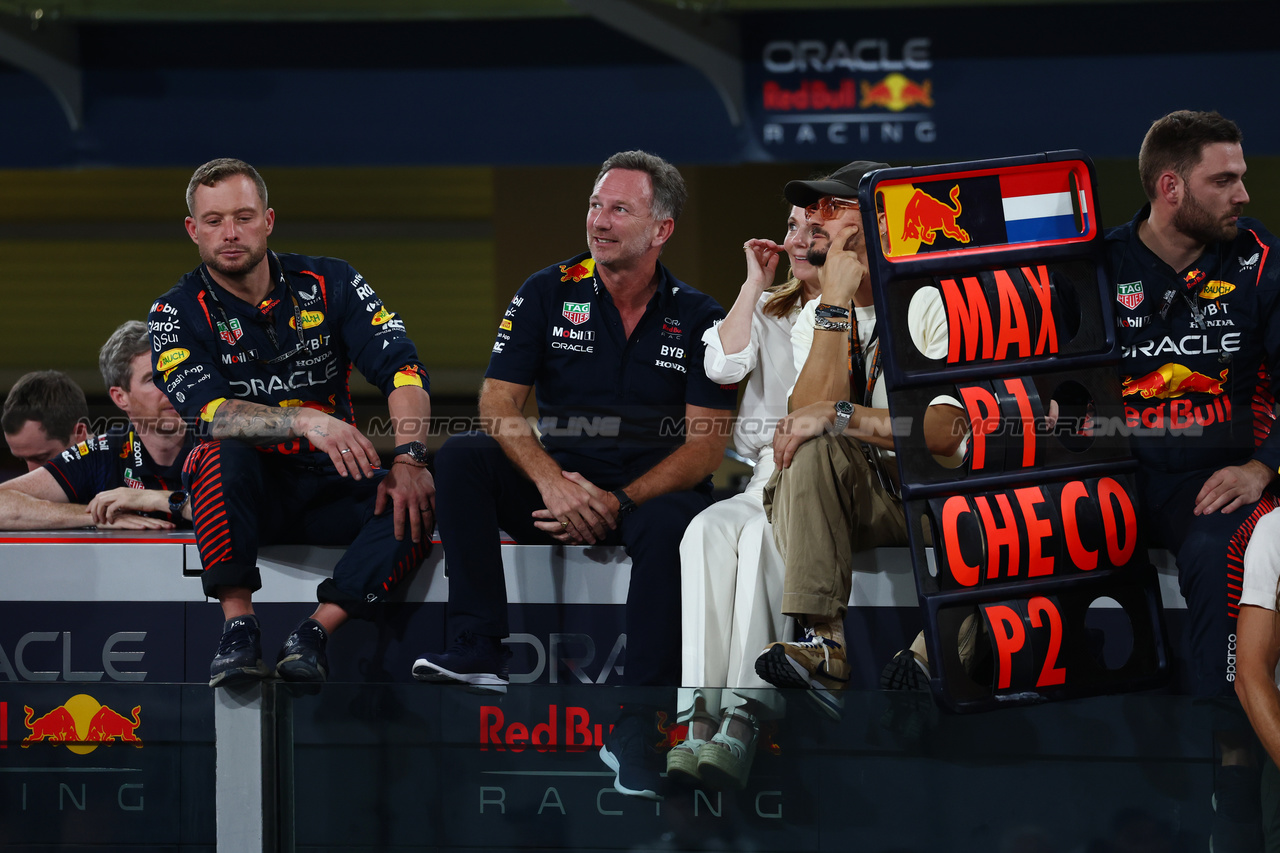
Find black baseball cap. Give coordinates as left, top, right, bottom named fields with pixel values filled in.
left=784, top=160, right=890, bottom=208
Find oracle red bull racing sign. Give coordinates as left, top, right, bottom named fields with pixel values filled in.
left=751, top=33, right=939, bottom=153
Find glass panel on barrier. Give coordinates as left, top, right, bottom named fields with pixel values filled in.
left=0, top=683, right=216, bottom=848
left=278, top=683, right=1215, bottom=853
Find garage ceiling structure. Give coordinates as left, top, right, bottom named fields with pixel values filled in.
left=0, top=0, right=1181, bottom=134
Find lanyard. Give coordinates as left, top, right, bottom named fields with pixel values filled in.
left=849, top=317, right=881, bottom=407
left=197, top=252, right=308, bottom=365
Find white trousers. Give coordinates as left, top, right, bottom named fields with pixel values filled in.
left=677, top=459, right=793, bottom=721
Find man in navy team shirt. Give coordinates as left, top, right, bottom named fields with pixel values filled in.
left=0, top=321, right=192, bottom=530
left=151, top=158, right=434, bottom=689
left=412, top=150, right=736, bottom=801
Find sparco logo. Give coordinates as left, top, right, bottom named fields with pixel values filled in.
left=1227, top=633, right=1237, bottom=682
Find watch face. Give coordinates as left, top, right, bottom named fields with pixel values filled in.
left=836, top=401, right=854, bottom=415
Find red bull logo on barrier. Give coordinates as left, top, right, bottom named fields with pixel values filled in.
left=1121, top=364, right=1227, bottom=399
left=22, top=694, right=142, bottom=755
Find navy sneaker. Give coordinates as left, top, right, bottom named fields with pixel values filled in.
left=599, top=713, right=664, bottom=801
left=412, top=631, right=511, bottom=693
left=209, top=615, right=272, bottom=688
left=276, top=618, right=329, bottom=683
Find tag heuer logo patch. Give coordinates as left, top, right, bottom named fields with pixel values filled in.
left=1116, top=281, right=1144, bottom=310
left=562, top=301, right=591, bottom=326
left=217, top=318, right=243, bottom=345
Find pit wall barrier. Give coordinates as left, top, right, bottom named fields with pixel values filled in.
left=0, top=532, right=1200, bottom=852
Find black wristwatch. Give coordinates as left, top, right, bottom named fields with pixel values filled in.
left=393, top=441, right=429, bottom=466
left=611, top=488, right=637, bottom=516
left=167, top=490, right=189, bottom=518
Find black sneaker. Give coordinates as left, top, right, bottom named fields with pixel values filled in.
left=599, top=713, right=664, bottom=801
left=879, top=649, right=938, bottom=746
left=209, top=615, right=272, bottom=688
left=411, top=631, right=511, bottom=693
left=276, top=618, right=329, bottom=683
left=880, top=648, right=930, bottom=691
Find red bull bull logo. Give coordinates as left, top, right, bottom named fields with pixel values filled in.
left=902, top=185, right=970, bottom=245
left=23, top=694, right=142, bottom=754
left=1121, top=363, right=1227, bottom=399
left=860, top=73, right=933, bottom=112
left=559, top=259, right=595, bottom=283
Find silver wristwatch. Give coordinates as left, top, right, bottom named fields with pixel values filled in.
left=833, top=400, right=855, bottom=433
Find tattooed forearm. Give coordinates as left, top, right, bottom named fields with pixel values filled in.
left=209, top=400, right=302, bottom=445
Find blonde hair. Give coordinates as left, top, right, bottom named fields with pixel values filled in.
left=763, top=276, right=805, bottom=319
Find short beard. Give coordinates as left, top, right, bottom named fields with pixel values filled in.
left=1172, top=189, right=1239, bottom=245
left=807, top=247, right=828, bottom=267
left=203, top=244, right=268, bottom=280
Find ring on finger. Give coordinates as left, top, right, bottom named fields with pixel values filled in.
left=561, top=520, right=568, bottom=529
left=340, top=448, right=352, bottom=454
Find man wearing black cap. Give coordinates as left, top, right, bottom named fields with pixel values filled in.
left=754, top=161, right=966, bottom=718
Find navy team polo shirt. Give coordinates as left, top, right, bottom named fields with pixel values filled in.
left=487, top=253, right=736, bottom=487
left=44, top=425, right=193, bottom=517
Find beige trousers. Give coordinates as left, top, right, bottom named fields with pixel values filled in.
left=763, top=432, right=907, bottom=622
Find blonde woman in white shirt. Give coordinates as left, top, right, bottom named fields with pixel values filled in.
left=669, top=206, right=821, bottom=790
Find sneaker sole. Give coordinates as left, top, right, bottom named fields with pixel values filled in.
left=755, top=646, right=845, bottom=720
left=598, top=743, right=661, bottom=801
left=880, top=650, right=930, bottom=692
left=806, top=686, right=844, bottom=721
left=412, top=659, right=508, bottom=694
left=276, top=655, right=327, bottom=683
left=754, top=645, right=811, bottom=690
left=209, top=661, right=271, bottom=689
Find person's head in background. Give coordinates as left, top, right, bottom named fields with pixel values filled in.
left=1, top=370, right=91, bottom=471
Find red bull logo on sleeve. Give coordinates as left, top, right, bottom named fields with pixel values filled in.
left=901, top=185, right=970, bottom=246
left=1121, top=363, right=1227, bottom=399
left=559, top=259, right=596, bottom=283
left=23, top=694, right=142, bottom=754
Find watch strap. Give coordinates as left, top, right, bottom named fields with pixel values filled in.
left=611, top=488, right=637, bottom=515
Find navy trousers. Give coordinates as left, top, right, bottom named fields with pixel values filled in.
left=184, top=439, right=430, bottom=619
left=1140, top=466, right=1280, bottom=702
left=434, top=431, right=712, bottom=687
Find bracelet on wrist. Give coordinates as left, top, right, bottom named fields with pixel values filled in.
left=815, top=302, right=851, bottom=320
left=814, top=317, right=852, bottom=332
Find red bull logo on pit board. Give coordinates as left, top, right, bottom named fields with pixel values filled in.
left=901, top=185, right=970, bottom=246
left=22, top=694, right=142, bottom=754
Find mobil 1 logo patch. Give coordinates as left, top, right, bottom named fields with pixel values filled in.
left=551, top=324, right=595, bottom=354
